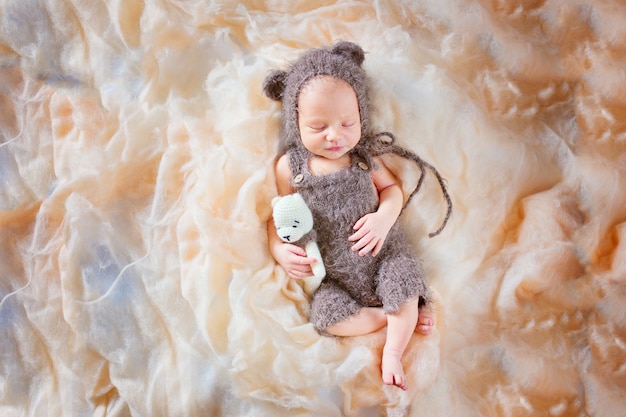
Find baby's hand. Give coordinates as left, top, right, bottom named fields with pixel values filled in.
left=272, top=243, right=318, bottom=279
left=348, top=212, right=394, bottom=256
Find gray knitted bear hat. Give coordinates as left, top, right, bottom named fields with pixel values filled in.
left=263, top=41, right=371, bottom=157
left=263, top=41, right=453, bottom=237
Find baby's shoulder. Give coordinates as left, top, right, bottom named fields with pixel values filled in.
left=274, top=154, right=295, bottom=194
left=275, top=153, right=292, bottom=175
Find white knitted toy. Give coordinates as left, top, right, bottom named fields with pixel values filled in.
left=272, top=193, right=326, bottom=295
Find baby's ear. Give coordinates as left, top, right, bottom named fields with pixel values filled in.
left=331, top=41, right=365, bottom=66
left=263, top=70, right=288, bottom=101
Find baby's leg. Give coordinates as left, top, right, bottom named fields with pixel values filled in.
left=325, top=307, right=386, bottom=336
left=382, top=298, right=419, bottom=390
left=310, top=282, right=386, bottom=336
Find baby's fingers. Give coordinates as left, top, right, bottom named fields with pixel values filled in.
left=370, top=240, right=383, bottom=257
left=287, top=245, right=308, bottom=257
left=288, top=267, right=313, bottom=279
left=351, top=236, right=378, bottom=256
left=288, top=255, right=316, bottom=276
left=350, top=233, right=368, bottom=251
left=348, top=229, right=365, bottom=242
left=352, top=216, right=367, bottom=230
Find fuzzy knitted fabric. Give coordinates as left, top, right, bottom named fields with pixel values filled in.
left=288, top=148, right=432, bottom=333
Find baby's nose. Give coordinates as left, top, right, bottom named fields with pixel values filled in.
left=325, top=126, right=339, bottom=141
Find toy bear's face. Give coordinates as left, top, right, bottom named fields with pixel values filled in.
left=277, top=219, right=306, bottom=243
left=272, top=193, right=314, bottom=243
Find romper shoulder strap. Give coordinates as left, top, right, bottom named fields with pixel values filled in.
left=286, top=145, right=309, bottom=187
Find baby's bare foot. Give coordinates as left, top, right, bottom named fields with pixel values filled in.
left=381, top=348, right=407, bottom=390
left=415, top=305, right=436, bottom=335
left=415, top=314, right=434, bottom=335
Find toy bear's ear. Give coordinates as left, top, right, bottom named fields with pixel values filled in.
left=263, top=70, right=288, bottom=101
left=271, top=196, right=281, bottom=208
left=331, top=41, right=365, bottom=66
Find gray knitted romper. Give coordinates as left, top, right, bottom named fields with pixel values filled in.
left=288, top=146, right=432, bottom=334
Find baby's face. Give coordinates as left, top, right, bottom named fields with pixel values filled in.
left=297, top=76, right=361, bottom=161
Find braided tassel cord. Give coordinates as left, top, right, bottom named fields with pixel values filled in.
left=369, top=132, right=453, bottom=238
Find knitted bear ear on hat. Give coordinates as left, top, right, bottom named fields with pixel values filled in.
left=263, top=69, right=288, bottom=101
left=331, top=41, right=365, bottom=67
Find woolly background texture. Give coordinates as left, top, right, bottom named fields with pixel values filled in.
left=1, top=1, right=625, bottom=416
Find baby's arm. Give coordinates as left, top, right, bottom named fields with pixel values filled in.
left=349, top=157, right=403, bottom=256
left=268, top=155, right=318, bottom=278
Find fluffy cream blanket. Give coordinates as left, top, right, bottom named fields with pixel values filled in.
left=1, top=1, right=625, bottom=416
